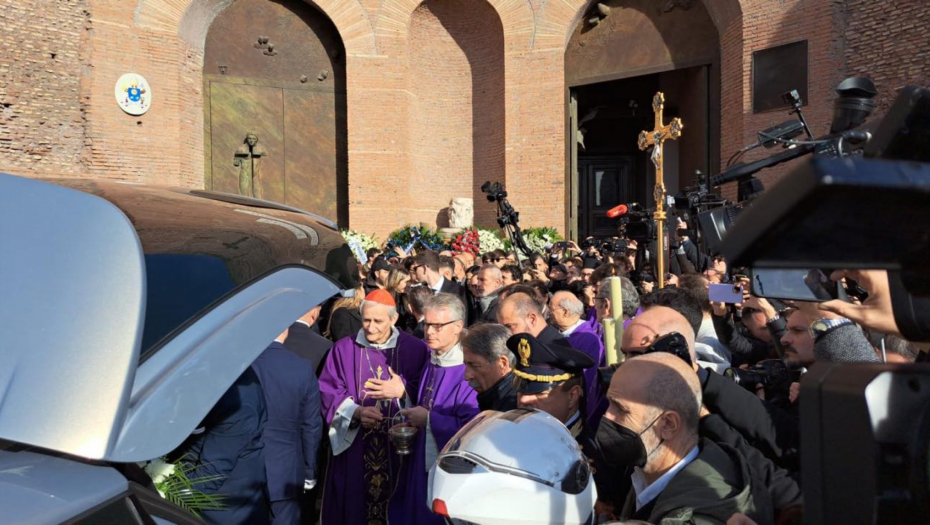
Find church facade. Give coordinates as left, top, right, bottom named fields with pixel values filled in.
left=1, top=0, right=928, bottom=239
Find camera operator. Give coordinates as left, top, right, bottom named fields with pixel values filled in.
left=640, top=286, right=730, bottom=367
left=669, top=219, right=711, bottom=275
left=711, top=281, right=786, bottom=367
left=787, top=300, right=878, bottom=365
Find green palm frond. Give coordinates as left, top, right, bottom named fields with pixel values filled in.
left=152, top=456, right=227, bottom=518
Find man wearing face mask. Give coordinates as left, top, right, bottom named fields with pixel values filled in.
left=596, top=352, right=773, bottom=524
left=616, top=307, right=802, bottom=522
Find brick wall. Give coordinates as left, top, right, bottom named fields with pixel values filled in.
left=721, top=0, right=844, bottom=195
left=407, top=0, right=505, bottom=230
left=0, top=0, right=90, bottom=178
left=843, top=0, right=930, bottom=112
left=2, top=0, right=929, bottom=240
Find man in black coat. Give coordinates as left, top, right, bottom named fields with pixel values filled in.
left=284, top=306, right=333, bottom=376
left=462, top=323, right=518, bottom=412
left=251, top=330, right=323, bottom=525
left=414, top=250, right=465, bottom=297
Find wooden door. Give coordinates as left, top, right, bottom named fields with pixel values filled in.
left=578, top=156, right=635, bottom=239
left=203, top=0, right=347, bottom=225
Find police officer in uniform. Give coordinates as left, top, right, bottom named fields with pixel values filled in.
left=506, top=333, right=627, bottom=519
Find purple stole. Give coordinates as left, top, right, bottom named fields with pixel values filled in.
left=318, top=331, right=430, bottom=525
left=388, top=351, right=479, bottom=525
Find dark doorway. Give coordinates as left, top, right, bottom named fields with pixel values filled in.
left=570, top=66, right=714, bottom=240
left=577, top=156, right=634, bottom=238
left=203, top=0, right=348, bottom=226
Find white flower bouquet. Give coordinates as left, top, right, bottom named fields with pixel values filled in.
left=477, top=228, right=505, bottom=254
left=340, top=229, right=379, bottom=252
left=139, top=456, right=226, bottom=517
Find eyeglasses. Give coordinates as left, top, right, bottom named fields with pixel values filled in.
left=424, top=320, right=460, bottom=332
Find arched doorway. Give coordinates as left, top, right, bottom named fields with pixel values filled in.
left=203, top=0, right=348, bottom=226
left=564, top=0, right=720, bottom=239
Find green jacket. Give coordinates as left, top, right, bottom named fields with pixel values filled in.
left=619, top=438, right=773, bottom=525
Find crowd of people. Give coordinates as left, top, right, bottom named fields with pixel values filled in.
left=172, top=231, right=925, bottom=525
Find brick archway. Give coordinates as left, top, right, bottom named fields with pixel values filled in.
left=135, top=0, right=377, bottom=55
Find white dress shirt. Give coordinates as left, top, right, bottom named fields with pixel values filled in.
left=631, top=445, right=700, bottom=511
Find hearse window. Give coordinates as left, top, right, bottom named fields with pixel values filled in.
left=139, top=254, right=236, bottom=356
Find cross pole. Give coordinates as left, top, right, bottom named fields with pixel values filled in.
left=638, top=92, right=683, bottom=289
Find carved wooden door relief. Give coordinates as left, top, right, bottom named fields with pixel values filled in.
left=203, top=0, right=347, bottom=225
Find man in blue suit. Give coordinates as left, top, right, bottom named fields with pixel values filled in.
left=252, top=329, right=323, bottom=525
left=170, top=367, right=270, bottom=525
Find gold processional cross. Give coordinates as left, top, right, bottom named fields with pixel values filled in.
left=638, top=92, right=683, bottom=289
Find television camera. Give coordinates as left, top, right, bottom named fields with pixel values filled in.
left=481, top=181, right=532, bottom=259
left=676, top=77, right=878, bottom=255
left=720, top=85, right=930, bottom=525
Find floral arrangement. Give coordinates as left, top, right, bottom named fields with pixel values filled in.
left=450, top=226, right=506, bottom=255
left=140, top=456, right=225, bottom=517
left=386, top=224, right=448, bottom=253
left=340, top=229, right=379, bottom=252
left=476, top=227, right=506, bottom=254
left=450, top=228, right=480, bottom=255
left=507, top=226, right=562, bottom=254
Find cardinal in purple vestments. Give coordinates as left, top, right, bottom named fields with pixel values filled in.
left=550, top=291, right=606, bottom=426
left=390, top=293, right=479, bottom=525
left=318, top=291, right=430, bottom=525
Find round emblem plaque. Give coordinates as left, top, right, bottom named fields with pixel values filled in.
left=115, top=73, right=152, bottom=116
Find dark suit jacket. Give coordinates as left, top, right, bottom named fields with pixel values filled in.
left=329, top=307, right=362, bottom=342
left=251, top=342, right=323, bottom=502
left=172, top=368, right=270, bottom=525
left=284, top=322, right=333, bottom=376
left=439, top=277, right=464, bottom=297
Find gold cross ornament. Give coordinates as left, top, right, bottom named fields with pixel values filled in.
left=637, top=92, right=683, bottom=289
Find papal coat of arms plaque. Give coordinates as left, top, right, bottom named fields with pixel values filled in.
left=115, top=73, right=152, bottom=116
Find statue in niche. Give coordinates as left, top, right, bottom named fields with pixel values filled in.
left=234, top=132, right=267, bottom=199
left=448, top=198, right=474, bottom=229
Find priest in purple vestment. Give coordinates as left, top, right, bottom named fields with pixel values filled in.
left=318, top=290, right=430, bottom=525
left=391, top=293, right=479, bottom=525
left=550, top=291, right=606, bottom=426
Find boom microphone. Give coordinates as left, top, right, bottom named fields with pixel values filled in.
left=607, top=204, right=629, bottom=218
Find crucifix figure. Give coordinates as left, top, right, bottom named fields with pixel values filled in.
left=234, top=131, right=267, bottom=199
left=638, top=92, right=683, bottom=289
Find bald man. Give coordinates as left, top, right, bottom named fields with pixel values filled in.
left=618, top=307, right=802, bottom=522
left=497, top=292, right=568, bottom=349
left=597, top=353, right=770, bottom=523
left=621, top=306, right=699, bottom=369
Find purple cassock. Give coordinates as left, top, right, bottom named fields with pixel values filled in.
left=318, top=328, right=430, bottom=525
left=583, top=306, right=604, bottom=339
left=389, top=344, right=479, bottom=525
left=562, top=320, right=607, bottom=427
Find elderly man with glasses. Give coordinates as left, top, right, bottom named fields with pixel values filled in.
left=391, top=293, right=479, bottom=525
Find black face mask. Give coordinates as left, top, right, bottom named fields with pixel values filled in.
left=595, top=415, right=662, bottom=469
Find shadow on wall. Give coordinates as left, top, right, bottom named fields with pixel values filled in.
left=408, top=0, right=506, bottom=231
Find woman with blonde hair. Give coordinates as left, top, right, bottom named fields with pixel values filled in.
left=327, top=283, right=364, bottom=341
left=385, top=268, right=412, bottom=329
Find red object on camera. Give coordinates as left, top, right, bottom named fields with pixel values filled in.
left=607, top=204, right=629, bottom=218
left=432, top=499, right=449, bottom=517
